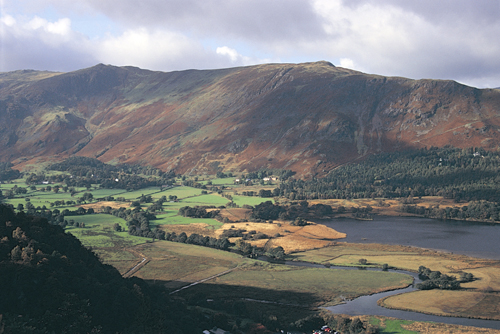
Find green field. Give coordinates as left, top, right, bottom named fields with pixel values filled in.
left=115, top=187, right=163, bottom=200
left=158, top=186, right=205, bottom=199
left=231, top=195, right=271, bottom=207
left=154, top=211, right=223, bottom=227
left=370, top=318, right=417, bottom=334
left=88, top=188, right=128, bottom=198
left=65, top=214, right=146, bottom=249
left=206, top=178, right=236, bottom=185
left=180, top=193, right=229, bottom=206
left=68, top=213, right=125, bottom=227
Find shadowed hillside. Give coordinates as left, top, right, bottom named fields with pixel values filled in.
left=1, top=62, right=500, bottom=176
left=0, top=204, right=205, bottom=333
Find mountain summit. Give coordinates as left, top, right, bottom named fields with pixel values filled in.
left=1, top=62, right=500, bottom=176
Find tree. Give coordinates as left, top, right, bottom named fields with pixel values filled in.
left=16, top=203, right=24, bottom=212
left=291, top=217, right=307, bottom=226
left=216, top=237, right=230, bottom=250
left=349, top=317, right=365, bottom=334
left=10, top=245, right=22, bottom=261
left=266, top=246, right=285, bottom=260
left=176, top=232, right=187, bottom=243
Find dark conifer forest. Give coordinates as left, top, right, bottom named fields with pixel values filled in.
left=276, top=147, right=500, bottom=203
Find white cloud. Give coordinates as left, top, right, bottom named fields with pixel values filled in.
left=215, top=46, right=259, bottom=66
left=95, top=29, right=269, bottom=71
left=97, top=29, right=198, bottom=68
left=1, top=14, right=16, bottom=27
left=339, top=58, right=355, bottom=70
left=216, top=46, right=239, bottom=62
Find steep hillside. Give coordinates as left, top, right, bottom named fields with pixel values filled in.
left=1, top=62, right=500, bottom=176
left=0, top=204, right=203, bottom=333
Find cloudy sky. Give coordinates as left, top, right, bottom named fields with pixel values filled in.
left=1, top=0, right=499, bottom=88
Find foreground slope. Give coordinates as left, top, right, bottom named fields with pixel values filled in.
left=1, top=62, right=500, bottom=176
left=0, top=204, right=201, bottom=333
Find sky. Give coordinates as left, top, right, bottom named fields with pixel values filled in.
left=1, top=0, right=500, bottom=88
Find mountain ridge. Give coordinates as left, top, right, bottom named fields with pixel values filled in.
left=1, top=62, right=500, bottom=177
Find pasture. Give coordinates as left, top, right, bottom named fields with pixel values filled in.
left=380, top=290, right=500, bottom=320
left=127, top=240, right=247, bottom=286
left=204, top=262, right=413, bottom=306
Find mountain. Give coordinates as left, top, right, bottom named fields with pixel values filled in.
left=1, top=62, right=500, bottom=177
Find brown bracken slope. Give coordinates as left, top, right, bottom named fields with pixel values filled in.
left=1, top=61, right=500, bottom=176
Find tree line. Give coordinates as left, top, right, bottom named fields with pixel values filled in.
left=274, top=147, right=500, bottom=203
left=250, top=200, right=333, bottom=221
left=399, top=200, right=500, bottom=222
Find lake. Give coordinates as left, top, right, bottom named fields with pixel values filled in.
left=316, top=215, right=500, bottom=329
left=319, top=215, right=500, bottom=260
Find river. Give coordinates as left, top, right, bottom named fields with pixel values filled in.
left=314, top=216, right=500, bottom=329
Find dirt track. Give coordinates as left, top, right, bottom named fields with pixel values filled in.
left=122, top=248, right=150, bottom=278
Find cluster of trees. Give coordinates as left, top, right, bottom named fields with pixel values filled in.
left=0, top=162, right=21, bottom=181
left=216, top=171, right=233, bottom=178
left=0, top=204, right=206, bottom=333
left=48, top=156, right=167, bottom=176
left=6, top=202, right=95, bottom=227
left=292, top=313, right=378, bottom=334
left=275, top=147, right=500, bottom=203
left=107, top=207, right=161, bottom=239
left=220, top=228, right=269, bottom=241
left=178, top=206, right=220, bottom=218
left=240, top=189, right=278, bottom=197
left=416, top=266, right=474, bottom=290
left=251, top=200, right=334, bottom=221
left=0, top=185, right=27, bottom=199
left=400, top=200, right=500, bottom=222
left=31, top=156, right=178, bottom=190
left=243, top=168, right=295, bottom=181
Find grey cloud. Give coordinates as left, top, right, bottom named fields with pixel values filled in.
left=343, top=0, right=500, bottom=25
left=0, top=30, right=97, bottom=72
left=84, top=0, right=327, bottom=43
